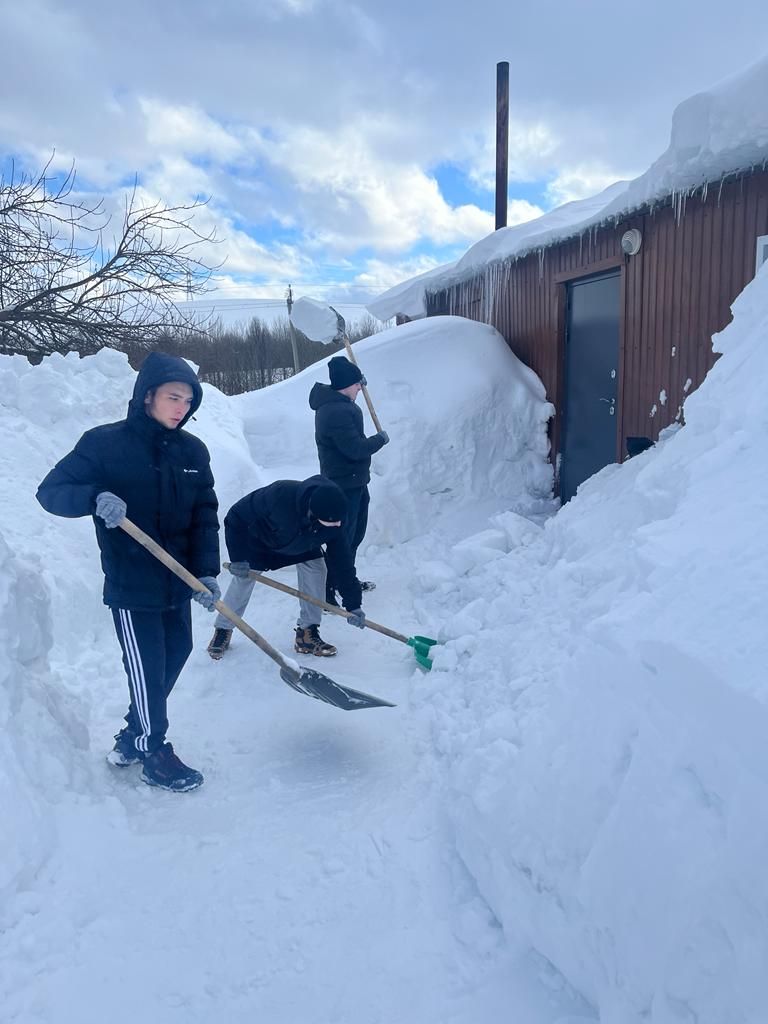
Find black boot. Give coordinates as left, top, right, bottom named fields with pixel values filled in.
left=106, top=728, right=144, bottom=767
left=207, top=627, right=232, bottom=660
left=141, top=743, right=204, bottom=792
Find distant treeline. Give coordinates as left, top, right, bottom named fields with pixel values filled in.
left=4, top=313, right=382, bottom=396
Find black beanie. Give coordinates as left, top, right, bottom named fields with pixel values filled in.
left=309, top=483, right=347, bottom=522
left=328, top=355, right=363, bottom=390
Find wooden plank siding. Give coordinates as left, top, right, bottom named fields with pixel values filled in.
left=426, top=168, right=768, bottom=466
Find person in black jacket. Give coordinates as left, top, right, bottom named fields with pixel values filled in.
left=36, top=352, right=220, bottom=793
left=207, top=475, right=365, bottom=660
left=308, top=355, right=389, bottom=604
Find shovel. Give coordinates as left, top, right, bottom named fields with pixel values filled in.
left=119, top=518, right=395, bottom=711
left=329, top=306, right=385, bottom=433
left=225, top=563, right=438, bottom=671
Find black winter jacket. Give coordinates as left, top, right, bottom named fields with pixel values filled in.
left=225, top=476, right=362, bottom=611
left=36, top=352, right=219, bottom=611
left=308, top=383, right=386, bottom=489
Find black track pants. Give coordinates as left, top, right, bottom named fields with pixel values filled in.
left=111, top=603, right=193, bottom=753
left=325, top=485, right=370, bottom=600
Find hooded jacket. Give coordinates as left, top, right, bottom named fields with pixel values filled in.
left=308, top=383, right=386, bottom=489
left=224, top=476, right=362, bottom=611
left=36, top=352, right=219, bottom=610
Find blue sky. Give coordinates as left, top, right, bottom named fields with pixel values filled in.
left=2, top=0, right=768, bottom=307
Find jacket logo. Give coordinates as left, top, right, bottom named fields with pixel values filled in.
left=182, top=468, right=199, bottom=474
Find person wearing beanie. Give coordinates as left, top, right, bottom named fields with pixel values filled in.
left=207, top=475, right=366, bottom=660
left=308, top=355, right=389, bottom=604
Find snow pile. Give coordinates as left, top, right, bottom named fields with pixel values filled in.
left=232, top=316, right=554, bottom=544
left=0, top=317, right=562, bottom=1022
left=369, top=52, right=768, bottom=320
left=367, top=260, right=459, bottom=322
left=2, top=256, right=767, bottom=1019
left=0, top=524, right=91, bottom=912
left=419, top=265, right=768, bottom=1021
left=618, top=53, right=768, bottom=214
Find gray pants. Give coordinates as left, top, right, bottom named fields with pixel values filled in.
left=214, top=558, right=326, bottom=631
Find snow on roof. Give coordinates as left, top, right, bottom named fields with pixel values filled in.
left=368, top=53, right=768, bottom=321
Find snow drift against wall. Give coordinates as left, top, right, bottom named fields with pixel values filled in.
left=420, top=264, right=768, bottom=1021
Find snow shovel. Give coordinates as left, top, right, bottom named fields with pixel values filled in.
left=118, top=518, right=395, bottom=711
left=291, top=296, right=385, bottom=433
left=225, top=563, right=438, bottom=671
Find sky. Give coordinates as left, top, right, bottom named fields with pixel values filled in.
left=2, top=0, right=768, bottom=305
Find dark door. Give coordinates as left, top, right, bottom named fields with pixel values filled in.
left=560, top=271, right=621, bottom=502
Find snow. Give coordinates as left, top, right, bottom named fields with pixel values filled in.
left=290, top=296, right=342, bottom=343
left=366, top=260, right=458, bottom=322
left=3, top=255, right=768, bottom=1022
left=369, top=53, right=768, bottom=321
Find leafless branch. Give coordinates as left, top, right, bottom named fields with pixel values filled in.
left=0, top=157, right=221, bottom=356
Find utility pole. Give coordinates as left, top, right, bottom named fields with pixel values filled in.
left=285, top=283, right=300, bottom=374
left=495, top=61, right=509, bottom=230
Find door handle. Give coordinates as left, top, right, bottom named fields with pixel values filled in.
left=599, top=398, right=616, bottom=416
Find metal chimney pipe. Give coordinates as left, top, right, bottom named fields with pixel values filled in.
left=495, top=61, right=509, bottom=230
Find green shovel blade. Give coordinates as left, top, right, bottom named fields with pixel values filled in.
left=406, top=635, right=438, bottom=671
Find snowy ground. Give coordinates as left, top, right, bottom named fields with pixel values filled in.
left=1, top=321, right=589, bottom=1023
left=2, top=282, right=767, bottom=1022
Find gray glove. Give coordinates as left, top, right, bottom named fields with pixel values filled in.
left=228, top=561, right=252, bottom=578
left=346, top=608, right=366, bottom=629
left=95, top=491, right=127, bottom=529
left=376, top=430, right=390, bottom=445
left=192, top=576, right=220, bottom=611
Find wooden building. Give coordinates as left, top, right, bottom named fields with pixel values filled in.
left=424, top=167, right=768, bottom=499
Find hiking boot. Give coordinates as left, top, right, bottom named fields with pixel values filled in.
left=360, top=580, right=376, bottom=592
left=106, top=729, right=144, bottom=767
left=141, top=743, right=204, bottom=792
left=207, top=627, right=232, bottom=660
left=294, top=625, right=337, bottom=657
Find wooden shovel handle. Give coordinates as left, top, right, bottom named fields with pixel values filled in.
left=225, top=563, right=410, bottom=645
left=119, top=518, right=288, bottom=668
left=342, top=335, right=383, bottom=433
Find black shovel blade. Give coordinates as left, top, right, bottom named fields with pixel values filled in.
left=280, top=666, right=395, bottom=711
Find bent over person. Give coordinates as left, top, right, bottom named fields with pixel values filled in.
left=36, top=352, right=221, bottom=793
left=207, top=475, right=365, bottom=660
left=308, top=355, right=389, bottom=604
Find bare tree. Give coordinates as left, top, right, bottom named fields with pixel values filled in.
left=0, top=158, right=218, bottom=357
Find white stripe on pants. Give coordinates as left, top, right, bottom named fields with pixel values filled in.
left=117, top=609, right=152, bottom=753
left=214, top=558, right=327, bottom=630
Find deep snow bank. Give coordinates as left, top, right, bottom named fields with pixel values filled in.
left=233, top=316, right=554, bottom=545
left=0, top=317, right=553, bottom=905
left=421, top=266, right=768, bottom=1021
left=0, top=529, right=90, bottom=911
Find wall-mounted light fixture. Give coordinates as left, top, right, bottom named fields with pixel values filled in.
left=621, top=228, right=643, bottom=256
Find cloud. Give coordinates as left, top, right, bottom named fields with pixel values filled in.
left=249, top=122, right=494, bottom=252
left=3, top=0, right=768, bottom=302
left=545, top=164, right=636, bottom=207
